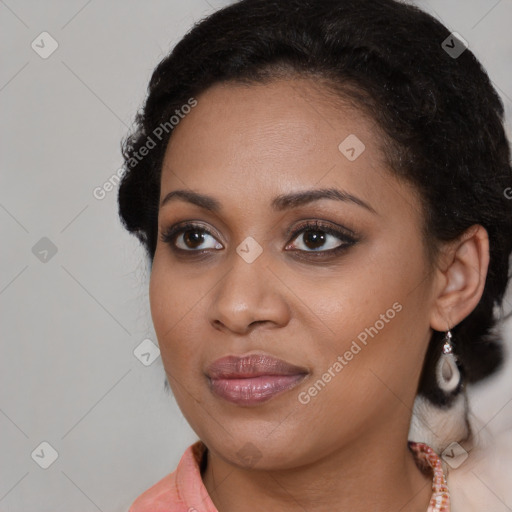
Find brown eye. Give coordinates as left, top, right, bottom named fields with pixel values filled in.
left=295, top=230, right=330, bottom=250
left=161, top=222, right=223, bottom=251
left=285, top=220, right=357, bottom=254
left=181, top=229, right=208, bottom=249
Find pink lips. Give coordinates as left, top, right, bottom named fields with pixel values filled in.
left=206, top=353, right=308, bottom=406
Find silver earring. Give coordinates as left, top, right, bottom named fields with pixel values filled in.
left=408, top=328, right=469, bottom=454
left=436, top=329, right=461, bottom=393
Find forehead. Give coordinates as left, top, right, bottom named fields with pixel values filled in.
left=165, top=77, right=379, bottom=166
left=160, top=78, right=421, bottom=221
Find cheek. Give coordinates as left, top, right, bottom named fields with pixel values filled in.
left=149, top=259, right=175, bottom=340
left=302, top=232, right=428, bottom=368
left=322, top=256, right=428, bottom=397
left=149, top=256, right=203, bottom=374
left=302, top=246, right=416, bottom=333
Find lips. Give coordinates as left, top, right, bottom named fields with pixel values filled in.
left=206, top=353, right=309, bottom=406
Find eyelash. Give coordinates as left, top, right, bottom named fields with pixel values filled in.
left=160, top=220, right=358, bottom=258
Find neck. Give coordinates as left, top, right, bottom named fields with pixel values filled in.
left=202, top=428, right=433, bottom=512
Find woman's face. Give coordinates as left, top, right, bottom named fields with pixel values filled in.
left=150, top=78, right=438, bottom=469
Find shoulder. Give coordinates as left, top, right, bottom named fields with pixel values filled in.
left=128, top=440, right=209, bottom=512
left=128, top=471, right=178, bottom=512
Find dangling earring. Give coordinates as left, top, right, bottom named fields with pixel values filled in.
left=436, top=329, right=461, bottom=393
left=408, top=328, right=469, bottom=454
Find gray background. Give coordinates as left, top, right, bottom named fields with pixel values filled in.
left=1, top=1, right=511, bottom=511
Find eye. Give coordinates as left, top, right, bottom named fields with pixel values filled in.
left=160, top=219, right=358, bottom=256
left=285, top=220, right=357, bottom=255
left=160, top=222, right=223, bottom=252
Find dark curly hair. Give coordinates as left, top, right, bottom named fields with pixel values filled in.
left=117, top=0, right=512, bottom=405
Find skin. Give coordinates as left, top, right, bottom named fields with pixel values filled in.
left=149, top=78, right=489, bottom=512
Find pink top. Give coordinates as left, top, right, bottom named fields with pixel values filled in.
left=129, top=440, right=450, bottom=512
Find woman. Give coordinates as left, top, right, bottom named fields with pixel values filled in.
left=117, top=0, right=512, bottom=510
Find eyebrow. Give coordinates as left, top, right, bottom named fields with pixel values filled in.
left=159, top=187, right=377, bottom=215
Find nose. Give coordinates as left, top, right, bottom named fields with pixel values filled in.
left=208, top=251, right=291, bottom=335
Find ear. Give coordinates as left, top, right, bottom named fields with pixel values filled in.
left=430, top=225, right=490, bottom=331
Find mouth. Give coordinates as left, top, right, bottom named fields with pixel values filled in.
left=206, top=353, right=309, bottom=406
